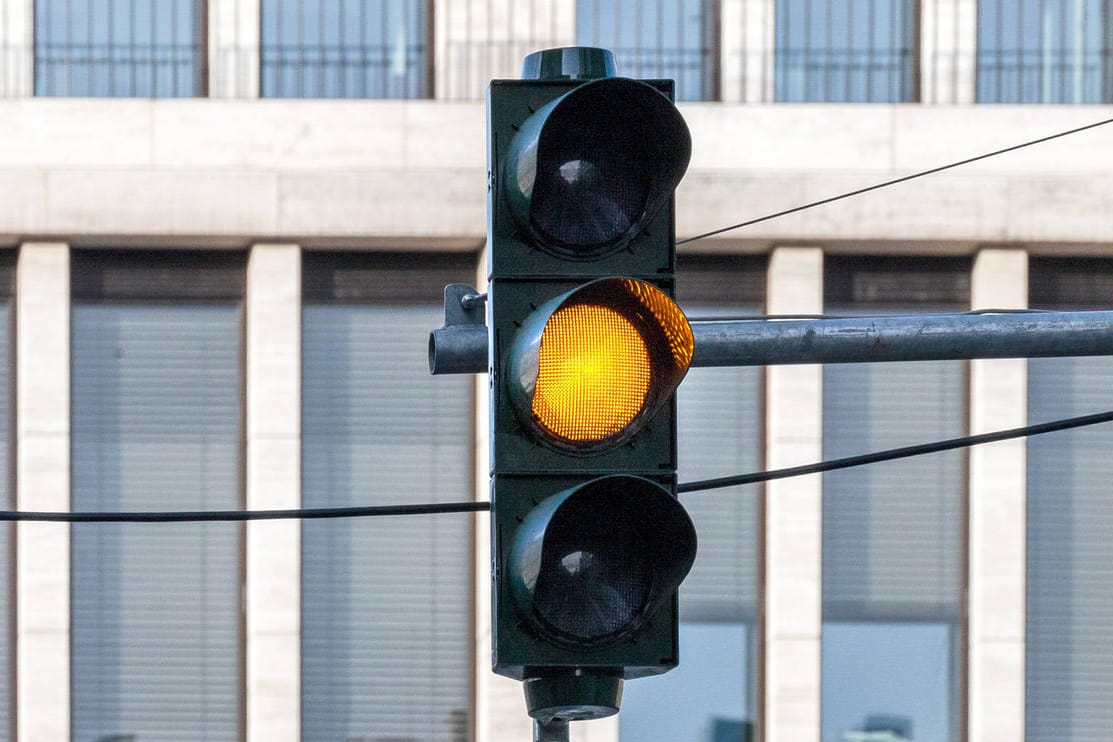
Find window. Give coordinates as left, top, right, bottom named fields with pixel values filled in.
left=621, top=257, right=764, bottom=742
left=261, top=0, right=430, bottom=98
left=821, top=258, right=967, bottom=742
left=1027, top=259, right=1113, bottom=741
left=34, top=0, right=204, bottom=96
left=978, top=0, right=1113, bottom=103
left=301, top=253, right=473, bottom=741
left=70, top=251, right=244, bottom=740
left=576, top=0, right=716, bottom=101
left=775, top=0, right=917, bottom=102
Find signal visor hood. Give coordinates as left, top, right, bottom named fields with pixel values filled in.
left=503, top=76, right=692, bottom=260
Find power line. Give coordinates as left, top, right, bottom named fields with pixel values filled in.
left=0, top=501, right=490, bottom=523
left=676, top=115, right=1113, bottom=246
left=3, top=409, right=1113, bottom=521
left=678, top=408, right=1113, bottom=493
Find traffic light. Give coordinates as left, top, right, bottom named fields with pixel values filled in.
left=487, top=47, right=697, bottom=726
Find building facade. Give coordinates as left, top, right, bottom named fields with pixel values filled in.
left=0, top=1, right=1112, bottom=741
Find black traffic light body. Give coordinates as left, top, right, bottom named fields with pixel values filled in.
left=487, top=47, right=696, bottom=723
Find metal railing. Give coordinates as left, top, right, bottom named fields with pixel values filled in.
left=35, top=42, right=204, bottom=97
left=33, top=0, right=204, bottom=97
left=775, top=47, right=916, bottom=102
left=260, top=43, right=428, bottom=98
left=977, top=49, right=1113, bottom=103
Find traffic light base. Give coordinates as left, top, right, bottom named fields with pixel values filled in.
left=523, top=671, right=622, bottom=723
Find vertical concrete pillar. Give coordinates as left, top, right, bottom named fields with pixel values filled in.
left=763, top=246, right=823, bottom=742
left=721, top=0, right=776, bottom=102
left=920, top=0, right=978, bottom=103
left=208, top=0, right=261, bottom=98
left=15, top=242, right=71, bottom=742
left=245, top=244, right=301, bottom=742
left=434, top=0, right=576, bottom=100
left=968, top=248, right=1027, bottom=742
left=1, top=0, right=33, bottom=97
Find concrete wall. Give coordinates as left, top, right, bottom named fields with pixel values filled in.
left=0, top=99, right=1111, bottom=249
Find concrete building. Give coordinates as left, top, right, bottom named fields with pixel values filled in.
left=0, top=1, right=1111, bottom=741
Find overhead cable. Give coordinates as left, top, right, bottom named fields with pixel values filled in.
left=677, top=116, right=1113, bottom=245
left=4, top=410, right=1113, bottom=521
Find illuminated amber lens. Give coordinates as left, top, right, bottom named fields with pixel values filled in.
left=620, top=278, right=694, bottom=369
left=532, top=304, right=651, bottom=443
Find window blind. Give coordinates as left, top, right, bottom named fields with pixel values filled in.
left=674, top=257, right=765, bottom=622
left=71, top=304, right=242, bottom=741
left=1027, top=258, right=1113, bottom=741
left=301, top=254, right=474, bottom=742
left=822, top=258, right=968, bottom=619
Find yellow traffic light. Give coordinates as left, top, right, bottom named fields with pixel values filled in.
left=533, top=303, right=651, bottom=443
left=507, top=278, right=693, bottom=452
left=486, top=47, right=696, bottom=727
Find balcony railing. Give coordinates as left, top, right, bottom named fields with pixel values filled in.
left=260, top=43, right=428, bottom=98
left=977, top=49, right=1113, bottom=103
left=35, top=42, right=204, bottom=97
left=775, top=48, right=917, bottom=103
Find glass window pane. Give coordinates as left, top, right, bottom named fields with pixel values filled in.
left=301, top=302, right=471, bottom=740
left=622, top=623, right=752, bottom=741
left=977, top=0, right=1112, bottom=103
left=576, top=0, right=715, bottom=101
left=261, top=0, right=430, bottom=98
left=822, top=622, right=955, bottom=742
left=71, top=304, right=241, bottom=740
left=775, top=0, right=916, bottom=102
left=34, top=0, right=204, bottom=96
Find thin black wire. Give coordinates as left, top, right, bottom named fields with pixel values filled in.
left=678, top=408, right=1113, bottom=493
left=0, top=501, right=490, bottom=523
left=4, top=409, right=1113, bottom=521
left=676, top=115, right=1113, bottom=245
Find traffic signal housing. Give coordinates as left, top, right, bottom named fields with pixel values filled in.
left=487, top=47, right=696, bottom=724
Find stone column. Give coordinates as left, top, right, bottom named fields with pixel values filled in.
left=245, top=244, right=301, bottom=742
left=968, top=247, right=1028, bottom=742
left=763, top=246, right=823, bottom=742
left=920, top=0, right=978, bottom=103
left=208, top=0, right=261, bottom=98
left=720, top=0, right=776, bottom=102
left=16, top=242, right=71, bottom=741
left=1, top=0, right=33, bottom=97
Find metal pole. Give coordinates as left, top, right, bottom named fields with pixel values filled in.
left=690, top=310, right=1113, bottom=367
left=534, top=719, right=570, bottom=742
left=429, top=310, right=1113, bottom=374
